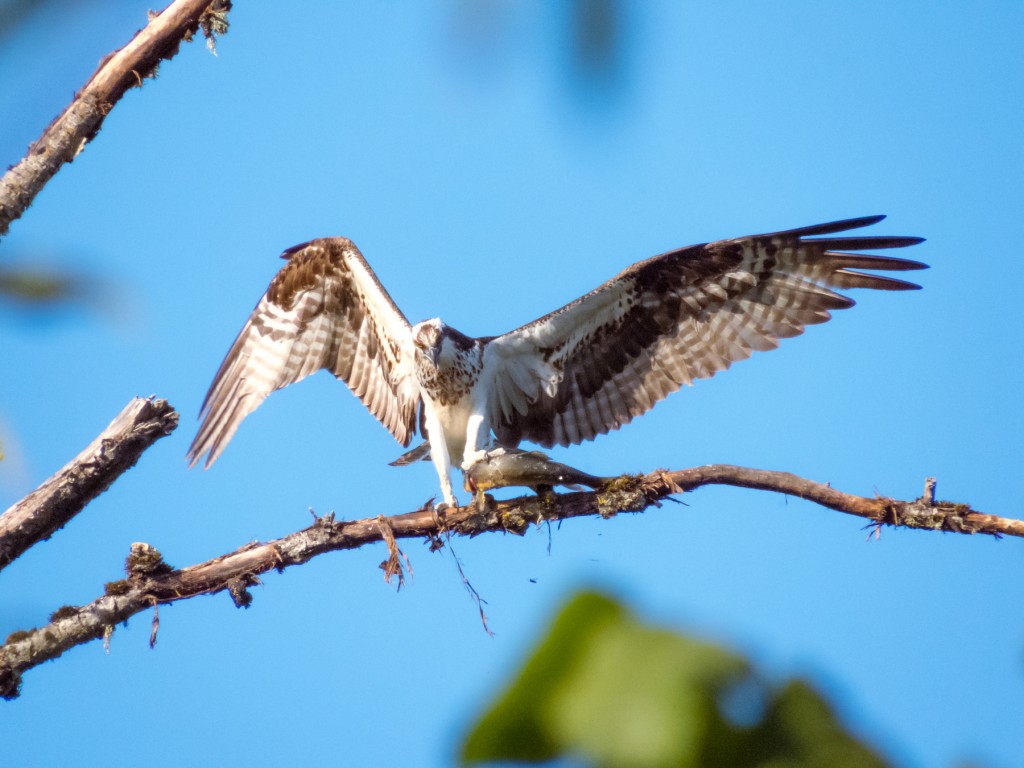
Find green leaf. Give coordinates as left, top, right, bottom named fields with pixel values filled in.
left=0, top=267, right=81, bottom=304
left=461, top=591, right=620, bottom=764
left=746, top=680, right=889, bottom=768
left=460, top=591, right=891, bottom=768
left=460, top=591, right=748, bottom=767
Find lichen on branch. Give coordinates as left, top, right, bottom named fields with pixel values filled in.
left=1, top=447, right=1015, bottom=700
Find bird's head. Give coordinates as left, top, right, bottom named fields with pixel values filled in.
left=412, top=318, right=445, bottom=367
left=412, top=318, right=476, bottom=371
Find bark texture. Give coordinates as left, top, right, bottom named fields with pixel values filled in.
left=0, top=398, right=179, bottom=572
left=1, top=461, right=1014, bottom=699
left=0, top=0, right=232, bottom=238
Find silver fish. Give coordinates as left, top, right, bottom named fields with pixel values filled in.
left=463, top=448, right=610, bottom=506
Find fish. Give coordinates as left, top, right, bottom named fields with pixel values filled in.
left=463, top=448, right=610, bottom=508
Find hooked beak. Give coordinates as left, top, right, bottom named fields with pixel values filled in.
left=414, top=339, right=438, bottom=366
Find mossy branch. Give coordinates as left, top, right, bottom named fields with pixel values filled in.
left=0, top=0, right=232, bottom=239
left=0, top=398, right=179, bottom=572
left=2, top=455, right=1016, bottom=699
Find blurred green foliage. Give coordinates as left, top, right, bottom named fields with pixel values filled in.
left=0, top=265, right=81, bottom=305
left=461, top=591, right=888, bottom=768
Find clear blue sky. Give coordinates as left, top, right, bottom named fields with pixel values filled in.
left=1, top=3, right=1022, bottom=766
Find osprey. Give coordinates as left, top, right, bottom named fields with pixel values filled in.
left=187, top=215, right=925, bottom=507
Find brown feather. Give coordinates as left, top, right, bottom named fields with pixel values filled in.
left=489, top=215, right=926, bottom=449
left=188, top=239, right=418, bottom=469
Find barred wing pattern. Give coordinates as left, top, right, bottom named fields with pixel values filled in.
left=187, top=238, right=419, bottom=469
left=485, top=215, right=925, bottom=449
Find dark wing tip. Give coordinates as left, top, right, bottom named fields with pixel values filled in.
left=847, top=235, right=925, bottom=249
left=831, top=214, right=886, bottom=230
left=885, top=255, right=929, bottom=270
left=280, top=241, right=313, bottom=260
left=824, top=252, right=929, bottom=272
left=883, top=276, right=923, bottom=290
left=871, top=277, right=923, bottom=290
left=773, top=215, right=886, bottom=239
left=829, top=269, right=924, bottom=291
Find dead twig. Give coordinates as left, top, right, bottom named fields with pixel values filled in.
left=376, top=515, right=413, bottom=590
left=0, top=0, right=232, bottom=239
left=0, top=398, right=178, bottom=572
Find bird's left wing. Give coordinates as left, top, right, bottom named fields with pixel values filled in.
left=482, top=215, right=926, bottom=449
left=188, top=238, right=419, bottom=468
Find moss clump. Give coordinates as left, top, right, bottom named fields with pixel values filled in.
left=595, top=474, right=647, bottom=517
left=125, top=542, right=173, bottom=577
left=104, top=579, right=131, bottom=596
left=227, top=579, right=253, bottom=609
left=49, top=605, right=79, bottom=623
left=4, top=629, right=32, bottom=645
left=0, top=668, right=22, bottom=700
left=601, top=474, right=644, bottom=493
left=497, top=509, right=532, bottom=535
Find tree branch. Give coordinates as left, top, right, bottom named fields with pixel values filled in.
left=0, top=0, right=232, bottom=239
left=656, top=465, right=1023, bottom=537
left=1, top=464, right=1015, bottom=699
left=0, top=397, right=179, bottom=573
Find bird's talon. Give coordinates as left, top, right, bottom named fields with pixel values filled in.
left=472, top=491, right=495, bottom=515
left=460, top=450, right=489, bottom=471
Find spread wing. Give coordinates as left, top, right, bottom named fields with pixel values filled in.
left=483, top=215, right=926, bottom=448
left=187, top=238, right=420, bottom=468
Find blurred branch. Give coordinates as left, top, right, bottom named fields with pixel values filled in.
left=2, top=454, right=1015, bottom=698
left=0, top=0, right=54, bottom=45
left=0, top=0, right=231, bottom=240
left=570, top=0, right=619, bottom=77
left=0, top=397, right=178, bottom=573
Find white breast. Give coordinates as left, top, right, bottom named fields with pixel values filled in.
left=422, top=391, right=475, bottom=458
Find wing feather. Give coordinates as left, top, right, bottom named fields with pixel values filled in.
left=188, top=238, right=419, bottom=468
left=484, top=216, right=926, bottom=448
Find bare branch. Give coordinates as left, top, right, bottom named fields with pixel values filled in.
left=0, top=0, right=232, bottom=239
left=655, top=466, right=1023, bottom=538
left=1, top=465, right=1015, bottom=698
left=0, top=398, right=179, bottom=572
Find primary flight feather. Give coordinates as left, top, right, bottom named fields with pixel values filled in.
left=188, top=215, right=926, bottom=506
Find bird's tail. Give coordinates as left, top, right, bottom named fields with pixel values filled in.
left=389, top=441, right=431, bottom=466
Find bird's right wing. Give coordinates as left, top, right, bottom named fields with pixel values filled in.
left=483, top=215, right=926, bottom=448
left=187, top=238, right=420, bottom=469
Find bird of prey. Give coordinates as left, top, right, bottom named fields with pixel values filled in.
left=187, top=215, right=925, bottom=507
